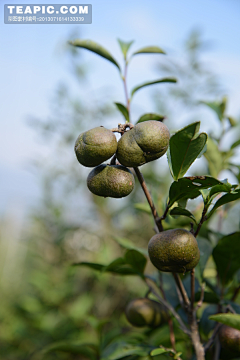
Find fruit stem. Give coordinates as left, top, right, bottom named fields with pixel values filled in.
left=145, top=277, right=190, bottom=336
left=173, top=273, right=190, bottom=309
left=134, top=167, right=163, bottom=232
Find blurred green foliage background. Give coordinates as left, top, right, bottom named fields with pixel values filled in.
left=1, top=31, right=240, bottom=360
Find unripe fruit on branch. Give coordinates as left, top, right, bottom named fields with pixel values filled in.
left=87, top=164, right=134, bottom=198
left=75, top=127, right=117, bottom=167
left=125, top=298, right=167, bottom=327
left=116, top=120, right=170, bottom=167
left=148, top=229, right=200, bottom=273
left=219, top=325, right=240, bottom=354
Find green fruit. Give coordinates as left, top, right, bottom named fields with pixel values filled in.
left=75, top=127, right=117, bottom=167
left=116, top=120, right=170, bottom=167
left=125, top=298, right=167, bottom=327
left=219, top=325, right=240, bottom=353
left=87, top=164, right=134, bottom=198
left=148, top=229, right=200, bottom=273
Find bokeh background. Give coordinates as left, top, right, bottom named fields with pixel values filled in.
left=1, top=1, right=240, bottom=359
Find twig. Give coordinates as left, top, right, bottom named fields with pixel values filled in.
left=204, top=324, right=222, bottom=352
left=194, top=207, right=207, bottom=238
left=190, top=313, right=205, bottom=360
left=145, top=277, right=190, bottom=336
left=213, top=336, right=221, bottom=360
left=123, top=61, right=130, bottom=114
left=231, top=285, right=240, bottom=301
left=196, top=283, right=205, bottom=311
left=173, top=273, right=190, bottom=309
left=134, top=167, right=163, bottom=232
left=159, top=273, right=176, bottom=351
left=191, top=269, right=195, bottom=312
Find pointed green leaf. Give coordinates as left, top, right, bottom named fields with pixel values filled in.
left=168, top=176, right=223, bottom=208
left=170, top=207, right=196, bottom=223
left=207, top=189, right=240, bottom=219
left=114, top=102, right=129, bottom=122
left=201, top=97, right=227, bottom=121
left=136, top=113, right=165, bottom=124
left=114, top=237, right=148, bottom=256
left=101, top=341, right=152, bottom=360
left=227, top=116, right=237, bottom=127
left=231, top=139, right=240, bottom=150
left=131, top=78, right=177, bottom=98
left=203, top=137, right=222, bottom=178
left=104, top=258, right=137, bottom=275
left=117, top=39, right=134, bottom=59
left=72, top=262, right=105, bottom=271
left=69, top=39, right=120, bottom=70
left=150, top=348, right=168, bottom=356
left=124, top=249, right=147, bottom=275
left=133, top=46, right=166, bottom=56
left=209, top=314, right=240, bottom=331
left=212, top=232, right=240, bottom=284
left=168, top=122, right=207, bottom=180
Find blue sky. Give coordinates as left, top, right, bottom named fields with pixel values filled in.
left=1, top=0, right=240, bottom=217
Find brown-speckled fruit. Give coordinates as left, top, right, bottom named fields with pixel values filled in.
left=148, top=229, right=200, bottom=273
left=87, top=164, right=134, bottom=198
left=116, top=120, right=170, bottom=167
left=125, top=298, right=167, bottom=327
left=74, top=127, right=117, bottom=167
left=219, top=325, right=240, bottom=354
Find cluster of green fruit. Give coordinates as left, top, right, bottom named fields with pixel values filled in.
left=74, top=120, right=170, bottom=198
left=75, top=120, right=201, bottom=326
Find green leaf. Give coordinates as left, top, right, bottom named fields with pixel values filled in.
left=209, top=314, right=240, bottom=331
left=207, top=189, right=240, bottom=219
left=136, top=113, right=165, bottom=124
left=168, top=176, right=223, bottom=208
left=195, top=237, right=213, bottom=280
left=124, top=249, right=147, bottom=274
left=114, top=102, right=129, bottom=122
left=117, top=39, right=134, bottom=59
left=131, top=78, right=177, bottom=98
left=150, top=347, right=181, bottom=358
left=203, top=137, right=222, bottom=178
left=104, top=258, right=137, bottom=275
left=133, top=46, right=166, bottom=56
left=41, top=341, right=97, bottom=359
left=150, top=348, right=168, bottom=356
left=101, top=340, right=152, bottom=360
left=134, top=202, right=151, bottom=214
left=170, top=207, right=196, bottom=223
left=72, top=262, right=105, bottom=271
left=195, top=291, right=219, bottom=304
left=231, top=139, right=240, bottom=150
left=114, top=237, right=148, bottom=256
left=168, top=122, right=207, bottom=180
left=212, top=232, right=240, bottom=285
left=69, top=39, right=120, bottom=70
left=201, top=97, right=227, bottom=121
left=227, top=116, right=237, bottom=127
